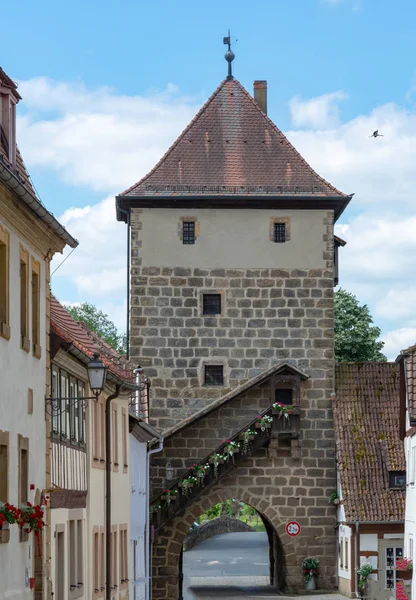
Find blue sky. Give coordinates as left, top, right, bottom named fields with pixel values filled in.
left=3, top=0, right=416, bottom=358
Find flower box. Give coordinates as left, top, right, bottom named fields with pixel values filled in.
left=256, top=422, right=271, bottom=429
left=396, top=570, right=412, bottom=581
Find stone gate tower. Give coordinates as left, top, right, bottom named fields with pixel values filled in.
left=117, top=58, right=352, bottom=597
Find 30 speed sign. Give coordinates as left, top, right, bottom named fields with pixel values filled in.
left=286, top=521, right=301, bottom=537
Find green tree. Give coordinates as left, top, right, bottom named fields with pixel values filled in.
left=65, top=302, right=126, bottom=354
left=334, top=288, right=387, bottom=362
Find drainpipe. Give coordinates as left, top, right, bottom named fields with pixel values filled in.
left=106, top=384, right=121, bottom=600
left=146, top=440, right=163, bottom=600
left=354, top=520, right=359, bottom=598
left=118, top=206, right=131, bottom=360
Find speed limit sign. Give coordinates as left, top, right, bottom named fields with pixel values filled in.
left=286, top=521, right=301, bottom=537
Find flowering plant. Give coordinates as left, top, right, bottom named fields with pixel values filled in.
left=357, top=563, right=373, bottom=590
left=209, top=453, right=225, bottom=477
left=396, top=580, right=408, bottom=600
left=272, top=403, right=293, bottom=427
left=0, top=501, right=21, bottom=527
left=178, top=476, right=197, bottom=497
left=256, top=415, right=273, bottom=432
left=302, top=557, right=319, bottom=583
left=239, top=429, right=257, bottom=455
left=223, top=440, right=240, bottom=462
left=191, top=463, right=211, bottom=486
left=149, top=504, right=161, bottom=519
left=160, top=489, right=178, bottom=505
left=396, top=557, right=413, bottom=571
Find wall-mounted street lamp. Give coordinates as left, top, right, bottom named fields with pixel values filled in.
left=45, top=352, right=107, bottom=415
left=165, top=462, right=175, bottom=482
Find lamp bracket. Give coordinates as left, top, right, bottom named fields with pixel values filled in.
left=44, top=395, right=98, bottom=417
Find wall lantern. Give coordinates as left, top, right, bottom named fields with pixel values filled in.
left=165, top=462, right=175, bottom=482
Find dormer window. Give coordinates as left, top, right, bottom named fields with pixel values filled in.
left=389, top=472, right=406, bottom=489
left=0, top=69, right=20, bottom=168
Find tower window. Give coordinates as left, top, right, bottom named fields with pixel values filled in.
left=273, top=222, right=286, bottom=243
left=203, top=294, right=221, bottom=315
left=205, top=365, right=224, bottom=386
left=182, top=221, right=195, bottom=245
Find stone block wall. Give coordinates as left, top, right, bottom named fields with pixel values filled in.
left=130, top=209, right=335, bottom=432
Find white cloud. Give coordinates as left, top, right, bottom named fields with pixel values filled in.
left=289, top=91, right=348, bottom=129
left=381, top=328, right=416, bottom=361
left=16, top=78, right=416, bottom=352
left=17, top=77, right=200, bottom=193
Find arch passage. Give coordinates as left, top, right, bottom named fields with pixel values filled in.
left=152, top=485, right=289, bottom=600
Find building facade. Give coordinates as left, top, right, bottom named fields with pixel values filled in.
left=0, top=68, right=77, bottom=600
left=49, top=295, right=136, bottom=600
left=117, top=69, right=353, bottom=597
left=398, top=344, right=416, bottom=599
left=334, top=362, right=405, bottom=599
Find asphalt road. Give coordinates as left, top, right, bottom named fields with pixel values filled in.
left=183, top=531, right=271, bottom=598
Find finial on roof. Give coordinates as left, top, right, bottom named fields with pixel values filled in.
left=223, top=30, right=235, bottom=81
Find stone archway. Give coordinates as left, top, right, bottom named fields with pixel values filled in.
left=152, top=481, right=291, bottom=600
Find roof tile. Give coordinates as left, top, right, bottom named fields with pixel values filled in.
left=334, top=362, right=405, bottom=522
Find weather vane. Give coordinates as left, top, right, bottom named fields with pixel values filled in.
left=223, top=29, right=236, bottom=81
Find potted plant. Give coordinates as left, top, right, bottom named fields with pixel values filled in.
left=302, top=557, right=319, bottom=590
left=149, top=504, right=161, bottom=520
left=239, top=429, right=257, bottom=455
left=178, top=476, right=197, bottom=497
left=255, top=415, right=273, bottom=432
left=272, top=403, right=294, bottom=428
left=223, top=440, right=240, bottom=462
left=396, top=557, right=413, bottom=581
left=209, top=453, right=225, bottom=477
left=328, top=491, right=340, bottom=505
left=357, top=563, right=373, bottom=597
left=191, top=463, right=210, bottom=486
left=160, top=489, right=178, bottom=505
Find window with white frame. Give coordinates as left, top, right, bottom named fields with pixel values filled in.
left=411, top=446, right=416, bottom=486
left=69, top=519, right=84, bottom=598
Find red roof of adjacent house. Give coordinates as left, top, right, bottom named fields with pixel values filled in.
left=119, top=78, right=349, bottom=201
left=50, top=294, right=134, bottom=385
left=334, top=362, right=405, bottom=522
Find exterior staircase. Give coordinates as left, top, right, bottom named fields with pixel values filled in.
left=150, top=405, right=300, bottom=532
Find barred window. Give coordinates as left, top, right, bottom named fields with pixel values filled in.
left=204, top=365, right=224, bottom=386
left=183, top=221, right=195, bottom=245
left=203, top=293, right=221, bottom=315
left=273, top=222, right=286, bottom=243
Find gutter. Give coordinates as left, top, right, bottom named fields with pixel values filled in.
left=0, top=155, right=78, bottom=248
left=116, top=193, right=353, bottom=223
left=105, top=385, right=121, bottom=600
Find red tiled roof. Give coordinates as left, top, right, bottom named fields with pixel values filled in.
left=334, top=362, right=405, bottom=522
left=120, top=78, right=348, bottom=200
left=400, top=344, right=416, bottom=421
left=50, top=294, right=134, bottom=384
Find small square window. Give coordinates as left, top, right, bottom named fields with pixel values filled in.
left=183, top=221, right=195, bottom=245
left=275, top=389, right=293, bottom=405
left=203, top=294, right=221, bottom=315
left=389, top=471, right=406, bottom=489
left=204, top=365, right=224, bottom=386
left=273, top=222, right=286, bottom=243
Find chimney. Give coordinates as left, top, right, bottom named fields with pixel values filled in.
left=254, top=80, right=267, bottom=115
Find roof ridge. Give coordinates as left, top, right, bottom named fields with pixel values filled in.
left=120, top=79, right=229, bottom=196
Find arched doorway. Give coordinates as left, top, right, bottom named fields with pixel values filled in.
left=152, top=488, right=288, bottom=600
left=180, top=499, right=287, bottom=599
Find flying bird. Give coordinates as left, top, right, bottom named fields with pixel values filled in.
left=369, top=130, right=384, bottom=138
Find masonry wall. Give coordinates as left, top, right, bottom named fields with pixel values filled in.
left=130, top=206, right=338, bottom=597
left=129, top=207, right=334, bottom=431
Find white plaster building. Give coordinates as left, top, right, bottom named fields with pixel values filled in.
left=398, top=344, right=416, bottom=599
left=129, top=373, right=162, bottom=600
left=49, top=295, right=137, bottom=600
left=0, top=67, right=77, bottom=600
